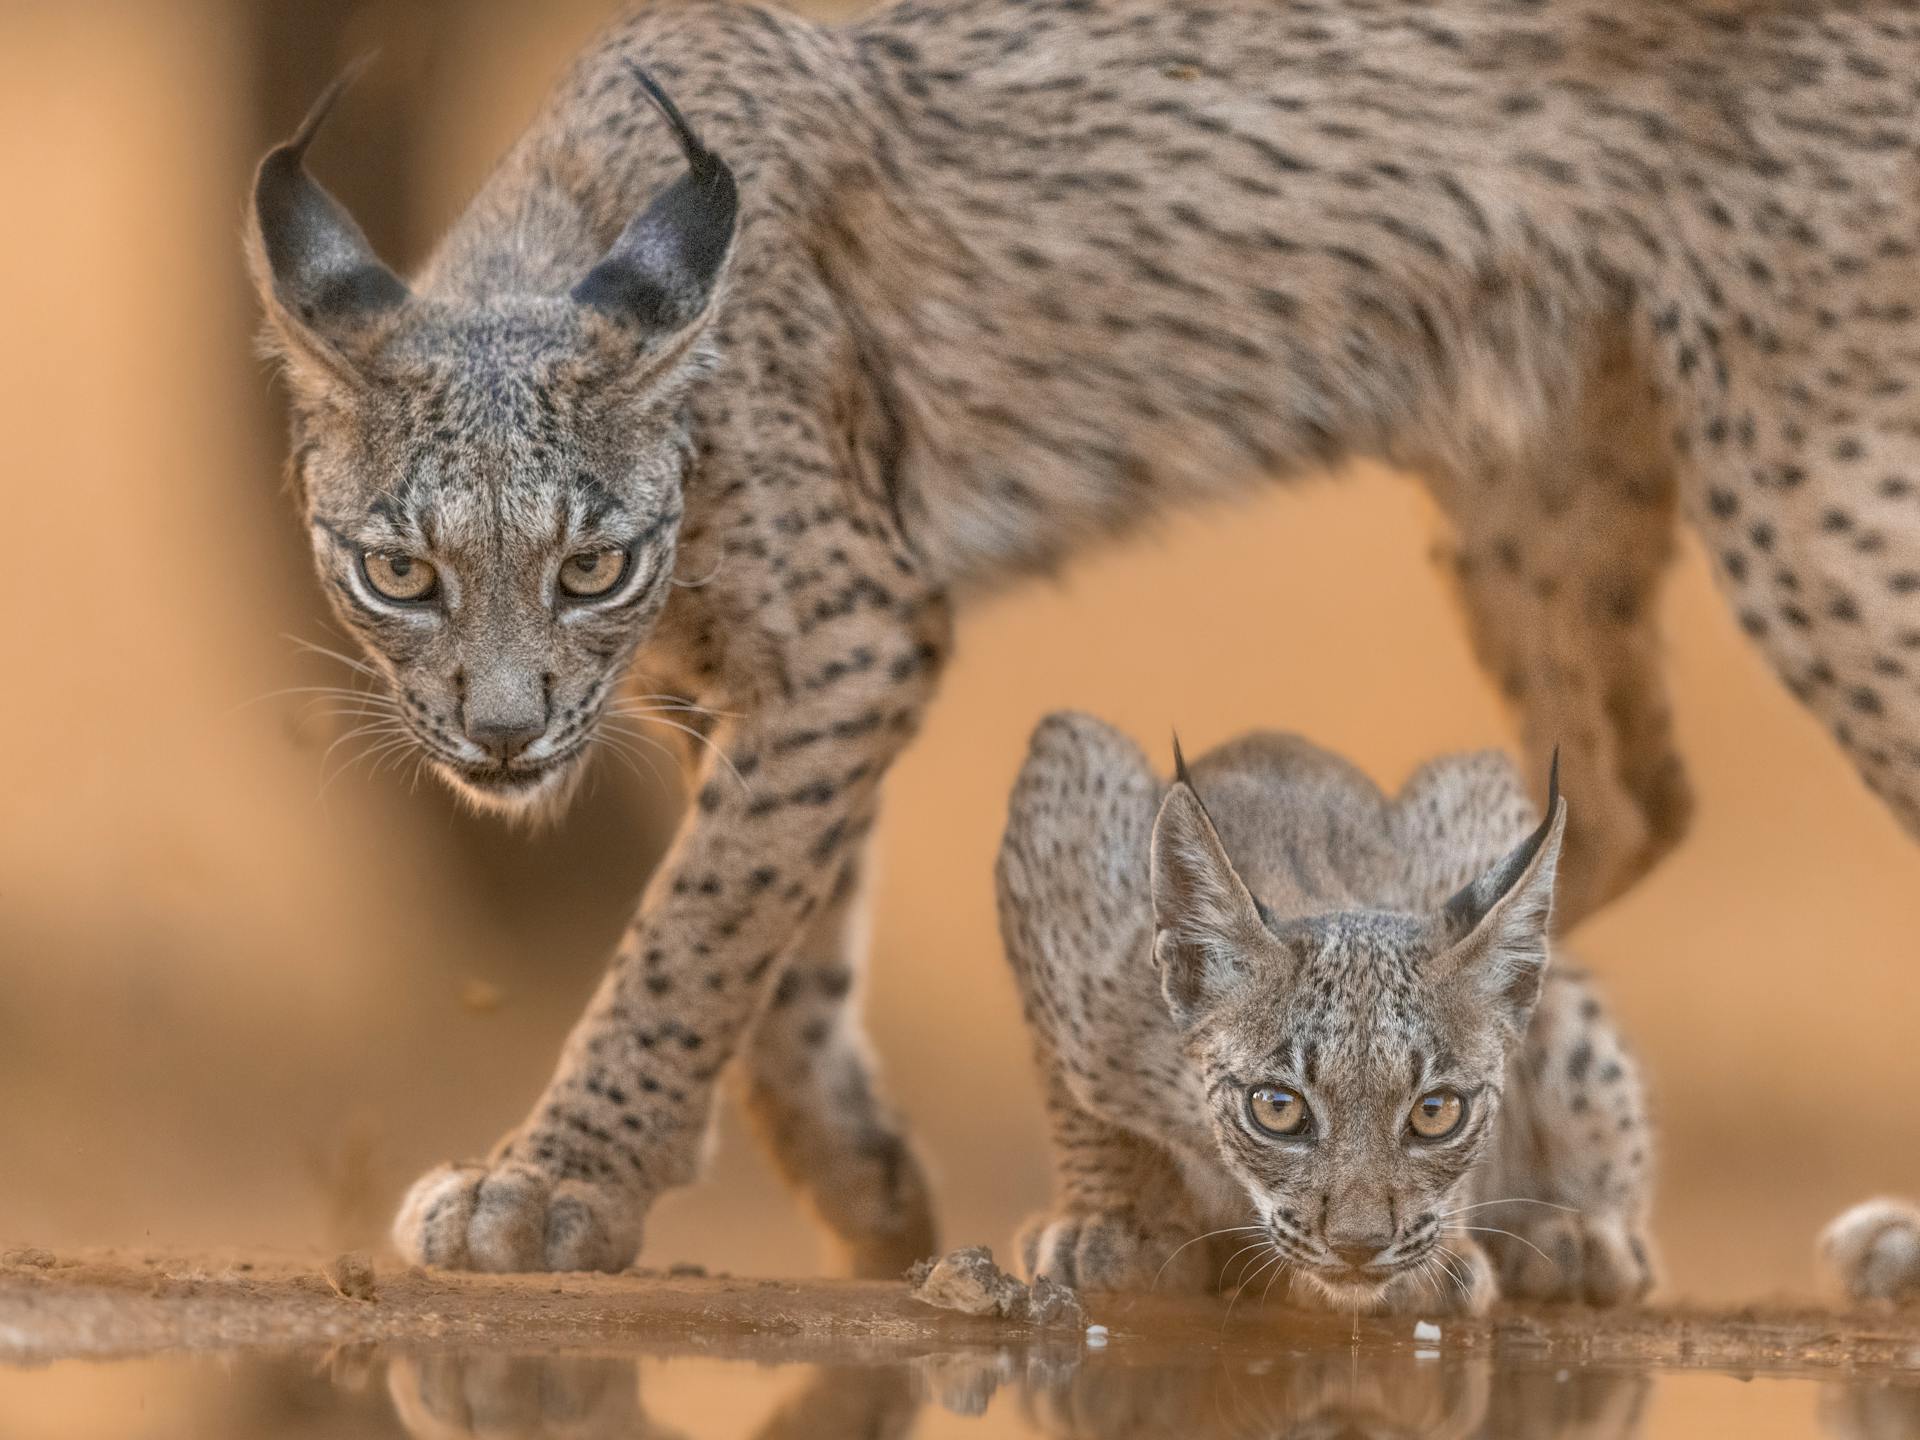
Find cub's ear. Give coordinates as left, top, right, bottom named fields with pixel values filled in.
left=1431, top=755, right=1567, bottom=1026
left=1151, top=741, right=1269, bottom=1024
left=247, top=59, right=409, bottom=385
left=572, top=66, right=738, bottom=346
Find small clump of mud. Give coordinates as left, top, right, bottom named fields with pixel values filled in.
left=907, top=1246, right=1086, bottom=1328
left=321, top=1252, right=377, bottom=1303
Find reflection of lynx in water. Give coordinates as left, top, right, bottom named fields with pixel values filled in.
left=998, top=715, right=1655, bottom=1314
left=1015, top=1344, right=1652, bottom=1440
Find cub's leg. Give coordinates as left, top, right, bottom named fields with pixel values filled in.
left=1474, top=969, right=1657, bottom=1305
left=997, top=713, right=1211, bottom=1293
left=1014, top=1071, right=1211, bottom=1294
left=1820, top=1199, right=1920, bottom=1304
left=737, top=849, right=936, bottom=1278
left=1420, top=333, right=1689, bottom=926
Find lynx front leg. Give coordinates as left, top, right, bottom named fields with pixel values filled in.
left=738, top=847, right=936, bottom=1278
left=395, top=605, right=950, bottom=1273
left=1473, top=971, right=1657, bottom=1306
left=1017, top=1073, right=1211, bottom=1294
left=1421, top=347, right=1690, bottom=925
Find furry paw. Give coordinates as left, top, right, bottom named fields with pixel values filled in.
left=1375, top=1238, right=1496, bottom=1317
left=393, top=1160, right=643, bottom=1273
left=1498, top=1213, right=1655, bottom=1305
left=1821, top=1198, right=1920, bottom=1303
left=1016, top=1211, right=1208, bottom=1293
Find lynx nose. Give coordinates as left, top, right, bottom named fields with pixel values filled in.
left=465, top=714, right=544, bottom=761
left=1327, top=1230, right=1394, bottom=1268
left=461, top=666, right=548, bottom=762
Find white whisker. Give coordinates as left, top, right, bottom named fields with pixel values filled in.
left=1446, top=1223, right=1556, bottom=1268
left=1152, top=1225, right=1264, bottom=1290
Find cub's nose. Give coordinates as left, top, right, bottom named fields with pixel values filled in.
left=1328, top=1231, right=1394, bottom=1268
left=465, top=714, right=544, bottom=761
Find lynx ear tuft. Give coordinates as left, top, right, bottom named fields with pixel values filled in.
left=1432, top=757, right=1567, bottom=1023
left=249, top=57, right=409, bottom=364
left=571, top=65, right=739, bottom=337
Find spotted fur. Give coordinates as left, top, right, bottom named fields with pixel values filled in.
left=997, top=714, right=1655, bottom=1312
left=246, top=0, right=1917, bottom=1272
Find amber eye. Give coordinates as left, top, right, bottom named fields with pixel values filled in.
left=559, top=549, right=629, bottom=599
left=1408, top=1089, right=1466, bottom=1140
left=1248, top=1085, right=1313, bottom=1139
left=362, top=551, right=438, bottom=602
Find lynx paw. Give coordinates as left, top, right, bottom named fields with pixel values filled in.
left=394, top=1160, right=643, bottom=1273
left=1017, top=1211, right=1207, bottom=1293
left=1821, top=1199, right=1920, bottom=1303
left=1499, top=1213, right=1655, bottom=1306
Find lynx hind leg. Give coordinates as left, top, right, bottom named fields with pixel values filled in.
left=1015, top=1075, right=1211, bottom=1294
left=1821, top=1200, right=1920, bottom=1304
left=1421, top=335, right=1689, bottom=926
left=739, top=853, right=936, bottom=1279
left=1683, top=400, right=1920, bottom=853
left=1485, top=968, right=1656, bottom=1305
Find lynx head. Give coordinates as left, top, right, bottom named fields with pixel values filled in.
left=1150, top=748, right=1566, bottom=1311
left=246, top=64, right=736, bottom=814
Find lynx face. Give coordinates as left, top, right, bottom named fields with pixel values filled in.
left=1150, top=756, right=1565, bottom=1309
left=247, top=67, right=735, bottom=814
left=290, top=304, right=692, bottom=813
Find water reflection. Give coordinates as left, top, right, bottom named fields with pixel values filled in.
left=9, top=1341, right=1920, bottom=1438
left=1822, top=1379, right=1920, bottom=1440
left=378, top=1345, right=1657, bottom=1440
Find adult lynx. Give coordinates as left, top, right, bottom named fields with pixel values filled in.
left=247, top=0, right=1920, bottom=1271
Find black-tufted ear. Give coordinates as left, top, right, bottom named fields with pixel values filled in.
left=572, top=66, right=739, bottom=338
left=1151, top=738, right=1270, bottom=1025
left=1431, top=752, right=1567, bottom=1025
left=248, top=59, right=408, bottom=375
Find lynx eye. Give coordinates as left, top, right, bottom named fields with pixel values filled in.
left=1408, top=1089, right=1466, bottom=1140
left=361, top=551, right=438, bottom=603
left=559, top=548, right=629, bottom=599
left=1248, top=1085, right=1312, bottom=1139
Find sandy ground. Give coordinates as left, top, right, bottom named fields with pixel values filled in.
left=6, top=1245, right=1920, bottom=1378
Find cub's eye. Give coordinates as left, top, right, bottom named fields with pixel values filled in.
left=1408, top=1089, right=1467, bottom=1140
left=559, top=549, right=629, bottom=599
left=361, top=551, right=438, bottom=603
left=1248, top=1085, right=1312, bottom=1139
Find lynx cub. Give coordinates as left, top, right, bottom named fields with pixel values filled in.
left=997, top=714, right=1655, bottom=1313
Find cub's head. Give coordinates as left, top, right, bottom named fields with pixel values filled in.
left=246, top=66, right=735, bottom=814
left=1150, top=751, right=1565, bottom=1311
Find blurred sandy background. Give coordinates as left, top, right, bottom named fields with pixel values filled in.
left=1, top=0, right=1917, bottom=1308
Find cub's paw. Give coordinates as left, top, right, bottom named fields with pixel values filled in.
left=1499, top=1213, right=1655, bottom=1306
left=394, top=1160, right=642, bottom=1273
left=1016, top=1211, right=1207, bottom=1293
left=1378, top=1238, right=1496, bottom=1317
left=1821, top=1198, right=1920, bottom=1303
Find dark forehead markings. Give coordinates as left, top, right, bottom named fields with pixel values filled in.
left=573, top=470, right=629, bottom=528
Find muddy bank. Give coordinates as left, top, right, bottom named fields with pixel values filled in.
left=5, top=1246, right=1920, bottom=1376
